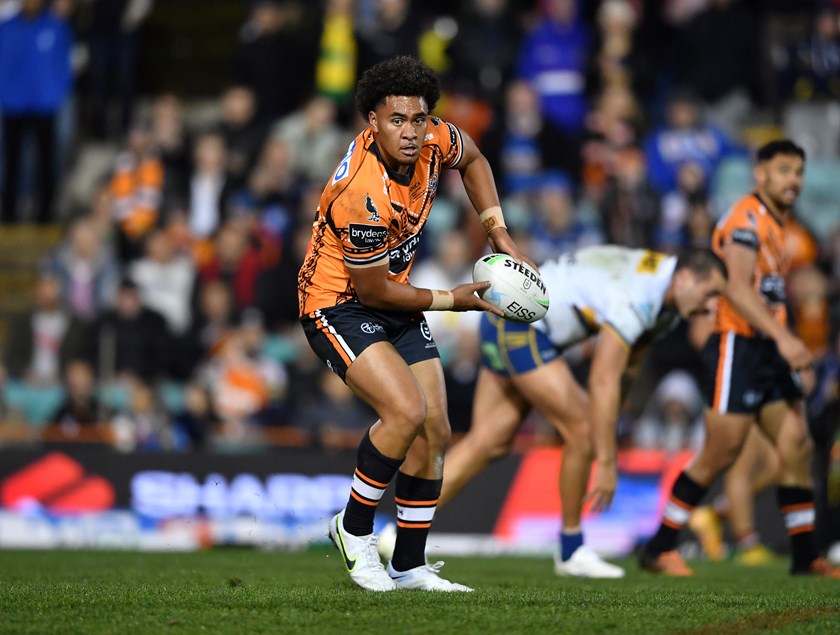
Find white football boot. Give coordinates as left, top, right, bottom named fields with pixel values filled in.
left=387, top=560, right=474, bottom=592
left=554, top=545, right=626, bottom=579
left=328, top=511, right=396, bottom=591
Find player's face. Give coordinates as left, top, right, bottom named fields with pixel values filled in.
left=674, top=268, right=726, bottom=319
left=756, top=153, right=804, bottom=212
left=369, top=95, right=429, bottom=174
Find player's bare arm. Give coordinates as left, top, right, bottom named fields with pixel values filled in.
left=585, top=326, right=631, bottom=513
left=722, top=242, right=812, bottom=369
left=349, top=262, right=503, bottom=315
left=454, top=127, right=538, bottom=270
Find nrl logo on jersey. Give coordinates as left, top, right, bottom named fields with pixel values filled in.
left=364, top=195, right=380, bottom=222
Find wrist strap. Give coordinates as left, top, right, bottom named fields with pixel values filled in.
left=478, top=205, right=507, bottom=234
left=429, top=289, right=454, bottom=311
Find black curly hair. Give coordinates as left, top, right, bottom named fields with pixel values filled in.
left=756, top=139, right=806, bottom=163
left=354, top=56, right=441, bottom=117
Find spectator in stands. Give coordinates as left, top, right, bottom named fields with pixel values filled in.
left=171, top=382, right=217, bottom=450
left=86, top=182, right=120, bottom=252
left=674, top=0, right=762, bottom=139
left=445, top=0, right=523, bottom=112
left=515, top=0, right=590, bottom=137
left=51, top=359, right=101, bottom=428
left=199, top=309, right=286, bottom=439
left=84, top=0, right=154, bottom=139
left=216, top=85, right=266, bottom=192
left=775, top=6, right=840, bottom=105
left=40, top=216, right=121, bottom=323
left=481, top=79, right=581, bottom=196
left=109, top=119, right=165, bottom=261
left=254, top=211, right=315, bottom=331
left=271, top=95, right=349, bottom=185
left=232, top=0, right=319, bottom=120
left=580, top=85, right=644, bottom=204
left=149, top=93, right=191, bottom=193
left=314, top=0, right=357, bottom=106
left=599, top=147, right=660, bottom=249
left=235, top=137, right=301, bottom=240
left=655, top=161, right=712, bottom=253
left=183, top=131, right=232, bottom=241
left=591, top=0, right=653, bottom=102
left=776, top=7, right=840, bottom=160
left=198, top=220, right=264, bottom=311
left=112, top=380, right=178, bottom=452
left=354, top=0, right=422, bottom=74
left=528, top=170, right=603, bottom=264
left=179, top=279, right=238, bottom=376
left=129, top=229, right=196, bottom=338
left=91, top=277, right=170, bottom=383
left=1, top=272, right=90, bottom=386
left=0, top=0, right=74, bottom=223
left=632, top=370, right=704, bottom=453
left=642, top=89, right=744, bottom=195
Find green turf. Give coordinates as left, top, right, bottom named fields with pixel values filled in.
left=1, top=548, right=839, bottom=634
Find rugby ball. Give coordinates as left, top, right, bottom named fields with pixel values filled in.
left=473, top=253, right=549, bottom=323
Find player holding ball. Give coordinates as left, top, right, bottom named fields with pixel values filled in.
left=297, top=55, right=533, bottom=592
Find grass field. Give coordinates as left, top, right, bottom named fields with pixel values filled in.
left=2, top=548, right=840, bottom=634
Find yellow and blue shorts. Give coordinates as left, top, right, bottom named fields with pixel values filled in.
left=479, top=313, right=560, bottom=376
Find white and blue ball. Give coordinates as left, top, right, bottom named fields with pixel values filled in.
left=472, top=253, right=549, bottom=323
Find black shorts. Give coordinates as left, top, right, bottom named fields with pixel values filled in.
left=300, top=303, right=439, bottom=381
left=701, top=332, right=804, bottom=414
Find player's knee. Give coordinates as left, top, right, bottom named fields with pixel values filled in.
left=562, top=419, right=593, bottom=457
left=781, top=430, right=813, bottom=466
left=386, top=391, right=427, bottom=435
left=716, top=443, right=742, bottom=472
left=693, top=442, right=740, bottom=481
left=425, top=408, right=453, bottom=453
left=463, top=428, right=513, bottom=461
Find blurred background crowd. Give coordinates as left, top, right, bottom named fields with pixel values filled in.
left=0, top=0, right=839, bottom=478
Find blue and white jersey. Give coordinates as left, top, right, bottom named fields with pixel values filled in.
left=534, top=246, right=679, bottom=349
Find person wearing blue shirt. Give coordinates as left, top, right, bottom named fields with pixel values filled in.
left=515, top=0, right=590, bottom=138
left=0, top=0, right=73, bottom=223
left=642, top=90, right=745, bottom=196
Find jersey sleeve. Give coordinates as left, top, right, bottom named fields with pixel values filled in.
left=427, top=118, right=464, bottom=169
left=720, top=206, right=760, bottom=250
left=329, top=190, right=391, bottom=268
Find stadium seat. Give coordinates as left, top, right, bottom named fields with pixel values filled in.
left=3, top=381, right=66, bottom=426
left=711, top=156, right=752, bottom=217
left=798, top=159, right=840, bottom=238
left=159, top=381, right=186, bottom=413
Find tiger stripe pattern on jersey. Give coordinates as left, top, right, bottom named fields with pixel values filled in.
left=298, top=119, right=464, bottom=317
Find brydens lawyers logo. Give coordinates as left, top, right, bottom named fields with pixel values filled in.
left=1, top=452, right=115, bottom=513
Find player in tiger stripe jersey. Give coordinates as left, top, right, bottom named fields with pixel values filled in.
left=299, top=56, right=534, bottom=592
left=640, top=139, right=840, bottom=578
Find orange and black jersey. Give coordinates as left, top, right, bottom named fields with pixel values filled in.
left=712, top=193, right=789, bottom=338
left=298, top=117, right=464, bottom=317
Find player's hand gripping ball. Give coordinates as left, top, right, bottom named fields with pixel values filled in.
left=473, top=253, right=549, bottom=323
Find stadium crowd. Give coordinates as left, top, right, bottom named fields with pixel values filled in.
left=0, top=0, right=839, bottom=535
